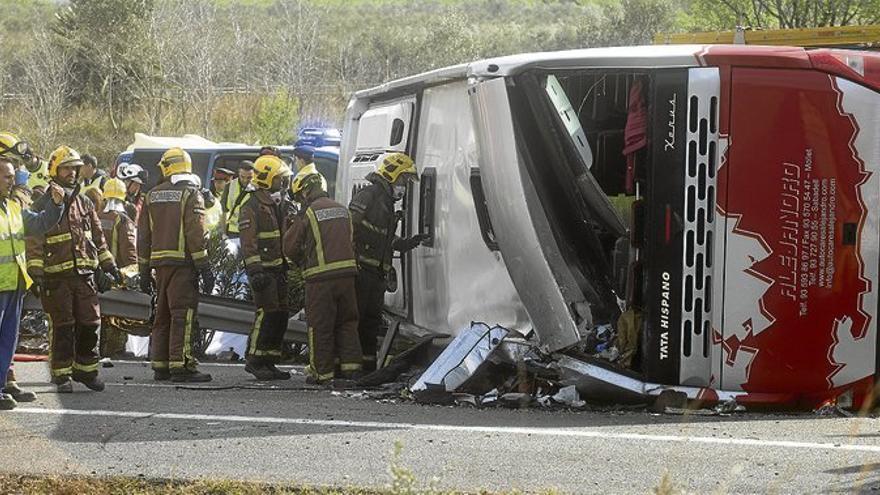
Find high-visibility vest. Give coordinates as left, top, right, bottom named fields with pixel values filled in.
left=205, top=196, right=222, bottom=233
left=0, top=199, right=32, bottom=290
left=224, top=180, right=250, bottom=235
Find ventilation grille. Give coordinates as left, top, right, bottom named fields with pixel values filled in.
left=679, top=68, right=720, bottom=386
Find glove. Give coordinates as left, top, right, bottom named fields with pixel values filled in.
left=198, top=267, right=215, bottom=294
left=250, top=272, right=271, bottom=292
left=139, top=268, right=154, bottom=295
left=403, top=233, right=430, bottom=251
left=29, top=278, right=42, bottom=299
left=105, top=265, right=123, bottom=285
left=94, top=268, right=113, bottom=293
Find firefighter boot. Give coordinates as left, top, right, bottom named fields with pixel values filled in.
left=55, top=377, right=74, bottom=394
left=170, top=368, right=212, bottom=383
left=245, top=361, right=276, bottom=381
left=73, top=373, right=106, bottom=392
left=153, top=369, right=171, bottom=381
left=265, top=363, right=291, bottom=380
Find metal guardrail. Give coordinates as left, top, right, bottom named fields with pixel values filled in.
left=24, top=289, right=309, bottom=344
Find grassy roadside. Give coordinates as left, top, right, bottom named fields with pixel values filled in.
left=0, top=474, right=387, bottom=495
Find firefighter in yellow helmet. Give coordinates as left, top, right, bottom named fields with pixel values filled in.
left=239, top=155, right=294, bottom=380
left=348, top=152, right=427, bottom=371
left=284, top=165, right=362, bottom=384
left=98, top=178, right=137, bottom=277
left=0, top=133, right=65, bottom=410
left=26, top=145, right=121, bottom=393
left=137, top=147, right=214, bottom=382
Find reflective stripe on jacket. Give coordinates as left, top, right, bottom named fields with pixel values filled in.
left=222, top=179, right=251, bottom=235
left=137, top=179, right=208, bottom=269
left=349, top=173, right=398, bottom=274
left=0, top=199, right=31, bottom=290
left=26, top=188, right=114, bottom=279
left=283, top=195, right=356, bottom=281
left=239, top=190, right=289, bottom=274
left=99, top=210, right=137, bottom=270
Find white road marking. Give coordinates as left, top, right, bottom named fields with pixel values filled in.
left=11, top=407, right=880, bottom=454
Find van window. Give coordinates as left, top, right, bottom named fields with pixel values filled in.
left=418, top=167, right=436, bottom=246
left=390, top=118, right=405, bottom=146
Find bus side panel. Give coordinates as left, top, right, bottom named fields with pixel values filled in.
left=718, top=68, right=880, bottom=394
left=410, top=81, right=530, bottom=333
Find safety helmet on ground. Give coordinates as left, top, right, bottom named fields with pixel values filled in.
left=378, top=152, right=418, bottom=184
left=290, top=163, right=325, bottom=196
left=102, top=178, right=127, bottom=201
left=252, top=154, right=292, bottom=190
left=158, top=148, right=192, bottom=177
left=117, top=162, right=147, bottom=184
left=0, top=132, right=34, bottom=164
left=48, top=146, right=85, bottom=178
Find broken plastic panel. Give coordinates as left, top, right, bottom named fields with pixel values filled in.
left=411, top=323, right=509, bottom=392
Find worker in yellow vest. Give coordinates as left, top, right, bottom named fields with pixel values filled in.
left=220, top=161, right=255, bottom=239
left=0, top=133, right=65, bottom=410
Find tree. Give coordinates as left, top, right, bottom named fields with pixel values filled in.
left=19, top=29, right=74, bottom=152
left=690, top=0, right=880, bottom=29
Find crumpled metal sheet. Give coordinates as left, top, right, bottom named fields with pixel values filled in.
left=411, top=322, right=509, bottom=392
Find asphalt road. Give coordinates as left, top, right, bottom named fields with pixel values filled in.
left=2, top=361, right=880, bottom=494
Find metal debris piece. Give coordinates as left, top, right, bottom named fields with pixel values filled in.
left=99, top=357, right=114, bottom=368
left=411, top=323, right=509, bottom=393
left=552, top=385, right=586, bottom=408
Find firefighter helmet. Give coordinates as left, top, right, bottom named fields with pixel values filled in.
left=28, top=159, right=50, bottom=190
left=102, top=178, right=127, bottom=201
left=252, top=154, right=292, bottom=190
left=378, top=152, right=418, bottom=184
left=48, top=146, right=85, bottom=178
left=290, top=163, right=325, bottom=195
left=117, top=162, right=147, bottom=184
left=0, top=132, right=33, bottom=165
left=158, top=147, right=192, bottom=177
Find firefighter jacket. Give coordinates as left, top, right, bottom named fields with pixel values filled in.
left=349, top=172, right=409, bottom=275
left=26, top=187, right=114, bottom=280
left=125, top=191, right=145, bottom=225
left=283, top=194, right=357, bottom=282
left=137, top=178, right=209, bottom=271
left=221, top=179, right=252, bottom=236
left=0, top=196, right=61, bottom=290
left=99, top=209, right=137, bottom=271
left=239, top=189, right=290, bottom=276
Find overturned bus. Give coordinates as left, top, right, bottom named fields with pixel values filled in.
left=338, top=45, right=880, bottom=408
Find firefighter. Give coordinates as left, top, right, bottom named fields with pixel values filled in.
left=349, top=152, right=428, bottom=371
left=27, top=146, right=122, bottom=393
left=0, top=133, right=65, bottom=410
left=137, top=147, right=214, bottom=383
left=284, top=165, right=361, bottom=384
left=239, top=155, right=293, bottom=380
left=116, top=162, right=147, bottom=223
left=98, top=178, right=138, bottom=277
left=220, top=161, right=255, bottom=239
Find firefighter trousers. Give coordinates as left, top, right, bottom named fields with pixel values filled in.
left=247, top=270, right=289, bottom=365
left=151, top=265, right=199, bottom=372
left=41, top=275, right=101, bottom=382
left=355, top=269, right=386, bottom=371
left=305, top=276, right=362, bottom=381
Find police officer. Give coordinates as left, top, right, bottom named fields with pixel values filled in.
left=220, top=161, right=255, bottom=239
left=349, top=152, right=427, bottom=371
left=27, top=146, right=121, bottom=393
left=284, top=165, right=361, bottom=384
left=240, top=155, right=293, bottom=380
left=0, top=133, right=64, bottom=409
left=137, top=148, right=215, bottom=383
